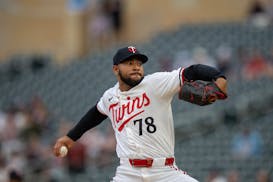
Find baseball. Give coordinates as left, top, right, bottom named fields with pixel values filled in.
left=59, top=146, right=68, bottom=157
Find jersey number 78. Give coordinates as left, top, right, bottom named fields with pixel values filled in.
left=133, top=117, right=157, bottom=136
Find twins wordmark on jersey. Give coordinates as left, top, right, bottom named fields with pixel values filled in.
left=108, top=92, right=151, bottom=132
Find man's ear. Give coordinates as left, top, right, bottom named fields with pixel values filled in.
left=113, top=65, right=119, bottom=76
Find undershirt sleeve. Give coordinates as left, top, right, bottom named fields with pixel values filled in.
left=183, top=64, right=226, bottom=81
left=66, top=104, right=108, bottom=141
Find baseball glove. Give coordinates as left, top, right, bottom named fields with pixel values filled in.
left=178, top=80, right=227, bottom=106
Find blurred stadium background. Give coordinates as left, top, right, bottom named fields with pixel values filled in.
left=0, top=0, right=273, bottom=181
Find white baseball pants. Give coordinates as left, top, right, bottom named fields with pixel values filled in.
left=111, top=158, right=199, bottom=182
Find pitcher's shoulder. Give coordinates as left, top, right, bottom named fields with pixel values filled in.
left=102, top=83, right=119, bottom=97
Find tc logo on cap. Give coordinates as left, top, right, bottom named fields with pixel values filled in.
left=128, top=46, right=137, bottom=53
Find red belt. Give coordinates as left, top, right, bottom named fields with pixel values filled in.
left=129, top=157, right=174, bottom=168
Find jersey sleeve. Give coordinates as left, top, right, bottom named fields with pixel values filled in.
left=97, top=93, right=108, bottom=115
left=147, top=67, right=185, bottom=98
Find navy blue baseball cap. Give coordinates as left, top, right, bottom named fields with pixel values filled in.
left=113, top=46, right=148, bottom=65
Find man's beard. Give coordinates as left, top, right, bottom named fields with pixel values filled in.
left=118, top=71, right=144, bottom=87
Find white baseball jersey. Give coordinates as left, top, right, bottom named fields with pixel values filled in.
left=97, top=68, right=184, bottom=159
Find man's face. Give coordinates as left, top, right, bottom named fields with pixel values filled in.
left=113, top=59, right=144, bottom=87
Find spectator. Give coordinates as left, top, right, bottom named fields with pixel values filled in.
left=248, top=0, right=270, bottom=27
left=19, top=110, right=42, bottom=142
left=256, top=169, right=271, bottom=182
left=8, top=170, right=23, bottom=182
left=88, top=1, right=112, bottom=52
left=205, top=167, right=227, bottom=182
left=25, top=135, right=46, bottom=173
left=2, top=110, right=18, bottom=141
left=242, top=49, right=272, bottom=80
left=231, top=127, right=264, bottom=159
left=249, top=0, right=266, bottom=17
left=66, top=142, right=87, bottom=175
left=1, top=110, right=24, bottom=162
left=110, top=0, right=123, bottom=41
left=29, top=95, right=49, bottom=128
left=226, top=170, right=240, bottom=182
left=6, top=151, right=26, bottom=176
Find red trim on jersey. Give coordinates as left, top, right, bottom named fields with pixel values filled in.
left=129, top=157, right=174, bottom=167
left=165, top=158, right=174, bottom=166
left=118, top=110, right=144, bottom=131
left=169, top=166, right=187, bottom=174
left=181, top=68, right=185, bottom=84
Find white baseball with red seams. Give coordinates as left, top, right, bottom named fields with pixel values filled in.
left=59, top=145, right=68, bottom=157
left=97, top=68, right=198, bottom=181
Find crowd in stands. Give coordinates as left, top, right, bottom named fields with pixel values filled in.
left=0, top=95, right=116, bottom=181
left=159, top=45, right=273, bottom=82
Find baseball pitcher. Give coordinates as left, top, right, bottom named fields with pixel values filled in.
left=53, top=46, right=227, bottom=182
